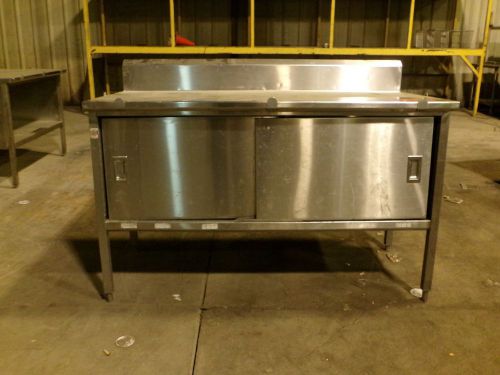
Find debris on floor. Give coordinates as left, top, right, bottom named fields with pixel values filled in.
left=459, top=183, right=478, bottom=190
left=483, top=279, right=500, bottom=287
left=448, top=352, right=455, bottom=357
left=385, top=253, right=401, bottom=263
left=17, top=200, right=30, bottom=205
left=172, top=294, right=182, bottom=301
left=115, top=335, right=135, bottom=348
left=443, top=195, right=463, bottom=204
left=356, top=279, right=367, bottom=287
left=410, top=288, right=423, bottom=298
left=103, top=349, right=111, bottom=356
left=343, top=304, right=351, bottom=311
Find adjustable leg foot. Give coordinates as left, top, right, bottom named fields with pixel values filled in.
left=60, top=125, right=67, bottom=156
left=98, top=229, right=114, bottom=301
left=383, top=230, right=393, bottom=251
left=129, top=230, right=140, bottom=250
left=8, top=138, right=18, bottom=188
left=421, top=290, right=429, bottom=303
left=129, top=230, right=139, bottom=242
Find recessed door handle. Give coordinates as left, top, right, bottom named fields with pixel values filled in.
left=407, top=155, right=423, bottom=183
left=112, top=156, right=127, bottom=182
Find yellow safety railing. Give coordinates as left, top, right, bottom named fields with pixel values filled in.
left=407, top=0, right=416, bottom=49
left=329, top=0, right=335, bottom=48
left=82, top=0, right=493, bottom=116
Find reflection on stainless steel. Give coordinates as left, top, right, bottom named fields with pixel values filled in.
left=293, top=120, right=314, bottom=217
left=86, top=59, right=457, bottom=301
left=256, top=118, right=433, bottom=220
left=122, top=59, right=402, bottom=93
left=102, top=117, right=255, bottom=220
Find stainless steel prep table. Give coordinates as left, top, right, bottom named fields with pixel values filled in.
left=0, top=69, right=66, bottom=187
left=83, top=59, right=459, bottom=302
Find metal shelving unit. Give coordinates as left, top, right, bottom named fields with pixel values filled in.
left=82, top=0, right=493, bottom=116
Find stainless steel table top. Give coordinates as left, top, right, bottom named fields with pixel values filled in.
left=84, top=59, right=459, bottom=114
left=0, top=69, right=65, bottom=84
left=83, top=90, right=459, bottom=113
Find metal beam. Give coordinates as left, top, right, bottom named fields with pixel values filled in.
left=105, top=219, right=431, bottom=231
left=329, top=0, right=336, bottom=47
left=407, top=0, right=416, bottom=49
left=15, top=122, right=63, bottom=148
left=99, top=0, right=110, bottom=95
left=459, top=55, right=479, bottom=78
left=82, top=0, right=95, bottom=99
left=249, top=0, right=255, bottom=47
left=91, top=45, right=484, bottom=57
left=169, top=0, right=176, bottom=47
left=473, top=0, right=494, bottom=116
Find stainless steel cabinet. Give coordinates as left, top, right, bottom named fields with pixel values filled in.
left=85, top=59, right=457, bottom=302
left=102, top=117, right=255, bottom=220
left=102, top=116, right=434, bottom=221
left=256, top=117, right=434, bottom=220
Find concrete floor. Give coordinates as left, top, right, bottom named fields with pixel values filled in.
left=0, top=109, right=499, bottom=374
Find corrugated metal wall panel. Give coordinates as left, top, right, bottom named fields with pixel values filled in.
left=484, top=0, right=500, bottom=58
left=0, top=0, right=88, bottom=104
left=385, top=0, right=411, bottom=48
left=105, top=0, right=169, bottom=46
left=255, top=0, right=319, bottom=46
left=188, top=0, right=231, bottom=46
left=0, top=0, right=22, bottom=69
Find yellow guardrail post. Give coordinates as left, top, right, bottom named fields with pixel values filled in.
left=473, top=0, right=494, bottom=116
left=407, top=0, right=416, bottom=49
left=329, top=0, right=336, bottom=48
left=249, top=0, right=255, bottom=47
left=169, top=0, right=176, bottom=47
left=99, top=0, right=110, bottom=95
left=82, top=0, right=95, bottom=99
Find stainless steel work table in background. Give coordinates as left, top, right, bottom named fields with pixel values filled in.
left=83, top=59, right=460, bottom=302
left=0, top=69, right=66, bottom=187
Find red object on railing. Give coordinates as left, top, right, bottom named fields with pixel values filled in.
left=175, top=34, right=195, bottom=46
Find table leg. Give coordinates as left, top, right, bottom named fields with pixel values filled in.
left=89, top=114, right=114, bottom=301
left=7, top=134, right=18, bottom=188
left=98, top=228, right=114, bottom=302
left=419, top=115, right=449, bottom=302
left=1, top=84, right=18, bottom=187
left=490, top=66, right=499, bottom=115
left=56, top=76, right=67, bottom=156
left=383, top=230, right=393, bottom=251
